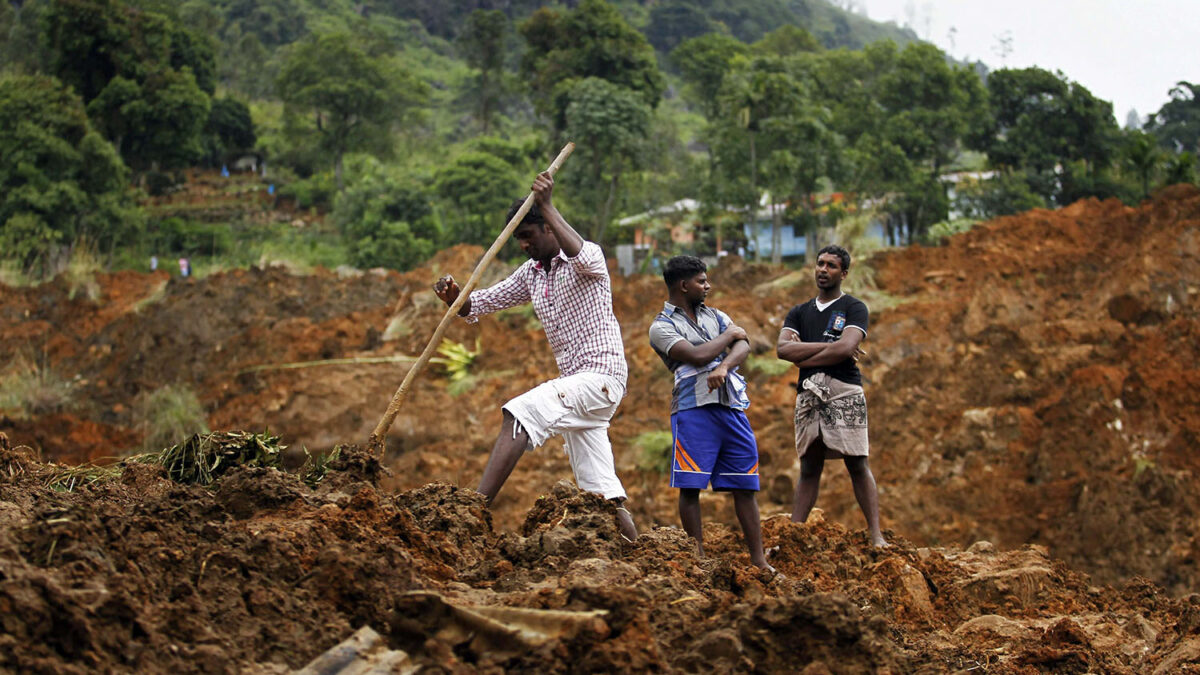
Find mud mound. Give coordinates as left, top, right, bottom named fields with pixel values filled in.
left=862, top=186, right=1200, bottom=592
left=5, top=447, right=1200, bottom=672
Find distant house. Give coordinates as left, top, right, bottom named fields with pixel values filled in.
left=614, top=199, right=701, bottom=275
left=742, top=193, right=890, bottom=261
left=613, top=192, right=902, bottom=274
left=230, top=151, right=267, bottom=176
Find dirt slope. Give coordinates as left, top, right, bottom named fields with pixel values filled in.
left=2, top=186, right=1199, bottom=668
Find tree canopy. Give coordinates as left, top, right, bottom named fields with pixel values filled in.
left=0, top=74, right=140, bottom=275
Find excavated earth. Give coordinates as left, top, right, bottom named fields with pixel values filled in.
left=1, top=184, right=1199, bottom=672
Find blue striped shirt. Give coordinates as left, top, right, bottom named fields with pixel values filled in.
left=648, top=302, right=750, bottom=414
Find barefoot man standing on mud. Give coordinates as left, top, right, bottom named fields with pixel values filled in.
left=649, top=256, right=774, bottom=572
left=776, top=244, right=886, bottom=547
left=433, top=171, right=638, bottom=541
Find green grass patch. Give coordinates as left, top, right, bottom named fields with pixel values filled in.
left=135, top=384, right=210, bottom=452
left=744, top=355, right=792, bottom=377
left=64, top=243, right=103, bottom=301
left=633, top=430, right=674, bottom=475
left=0, top=259, right=34, bottom=287
left=0, top=356, right=74, bottom=419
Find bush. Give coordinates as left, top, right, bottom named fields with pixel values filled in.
left=744, top=355, right=792, bottom=377
left=922, top=218, right=978, bottom=245
left=953, top=172, right=1047, bottom=221
left=0, top=356, right=73, bottom=419
left=135, top=384, right=210, bottom=452
left=149, top=217, right=234, bottom=257
left=334, top=160, right=440, bottom=271
left=279, top=172, right=336, bottom=210
left=63, top=241, right=103, bottom=301
left=633, top=430, right=674, bottom=474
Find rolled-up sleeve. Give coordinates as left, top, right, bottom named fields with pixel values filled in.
left=466, top=265, right=532, bottom=319
left=565, top=241, right=608, bottom=278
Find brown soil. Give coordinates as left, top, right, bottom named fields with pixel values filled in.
left=2, top=185, right=1199, bottom=672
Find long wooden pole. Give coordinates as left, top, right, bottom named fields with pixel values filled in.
left=368, top=142, right=575, bottom=453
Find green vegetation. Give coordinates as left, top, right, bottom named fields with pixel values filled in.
left=45, top=431, right=341, bottom=491
left=744, top=355, right=792, bottom=377
left=1, top=0, right=1197, bottom=282
left=0, top=356, right=74, bottom=419
left=429, top=338, right=481, bottom=384
left=633, top=429, right=674, bottom=474
left=135, top=384, right=210, bottom=452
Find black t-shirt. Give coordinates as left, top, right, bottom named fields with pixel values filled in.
left=782, top=294, right=869, bottom=386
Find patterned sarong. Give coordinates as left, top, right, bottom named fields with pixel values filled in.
left=794, top=372, right=869, bottom=458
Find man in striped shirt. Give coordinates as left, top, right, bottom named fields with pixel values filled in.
left=433, top=170, right=637, bottom=541
left=648, top=255, right=772, bottom=571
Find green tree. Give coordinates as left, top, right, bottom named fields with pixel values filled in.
left=1146, top=81, right=1200, bottom=154
left=951, top=172, right=1045, bottom=220
left=0, top=75, right=140, bottom=276
left=646, top=1, right=719, bottom=54
left=333, top=159, right=440, bottom=271
left=1122, top=130, right=1164, bottom=198
left=87, top=68, right=211, bottom=170
left=202, top=96, right=256, bottom=166
left=752, top=25, right=821, bottom=57
left=1, top=0, right=49, bottom=75
left=1164, top=152, right=1197, bottom=185
left=520, top=0, right=665, bottom=131
left=42, top=0, right=216, bottom=171
left=671, top=33, right=749, bottom=120
left=874, top=42, right=985, bottom=240
left=561, top=77, right=654, bottom=241
left=975, top=66, right=1120, bottom=205
left=276, top=32, right=429, bottom=191
left=458, top=9, right=509, bottom=133
left=434, top=148, right=524, bottom=247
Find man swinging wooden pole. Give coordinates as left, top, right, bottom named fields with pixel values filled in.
left=368, top=143, right=574, bottom=453
left=378, top=143, right=638, bottom=540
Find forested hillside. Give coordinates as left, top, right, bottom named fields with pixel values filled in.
left=1, top=0, right=1197, bottom=279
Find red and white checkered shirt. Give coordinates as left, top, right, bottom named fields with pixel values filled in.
left=467, top=241, right=628, bottom=385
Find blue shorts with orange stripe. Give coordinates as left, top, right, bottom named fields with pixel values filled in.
left=670, top=404, right=760, bottom=491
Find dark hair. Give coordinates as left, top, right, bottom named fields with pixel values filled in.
left=817, top=244, right=851, bottom=271
left=506, top=198, right=545, bottom=229
left=663, top=255, right=707, bottom=287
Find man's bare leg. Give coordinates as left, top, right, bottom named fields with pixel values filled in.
left=678, top=488, right=703, bottom=556
left=791, top=446, right=826, bottom=522
left=733, top=490, right=773, bottom=571
left=844, top=455, right=887, bottom=547
left=477, top=410, right=528, bottom=506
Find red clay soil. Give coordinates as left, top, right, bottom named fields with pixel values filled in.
left=2, top=186, right=1200, bottom=671
left=3, top=439, right=1199, bottom=673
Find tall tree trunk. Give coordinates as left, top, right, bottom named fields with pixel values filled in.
left=805, top=206, right=817, bottom=264
left=770, top=200, right=782, bottom=265
left=479, top=72, right=491, bottom=133
left=594, top=171, right=620, bottom=243
left=749, top=133, right=760, bottom=261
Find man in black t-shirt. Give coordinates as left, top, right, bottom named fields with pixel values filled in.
left=776, top=244, right=886, bottom=547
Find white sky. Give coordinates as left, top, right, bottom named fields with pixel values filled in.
left=856, top=0, right=1200, bottom=125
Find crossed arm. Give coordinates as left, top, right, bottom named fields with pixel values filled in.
left=776, top=326, right=864, bottom=367
left=667, top=325, right=749, bottom=391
